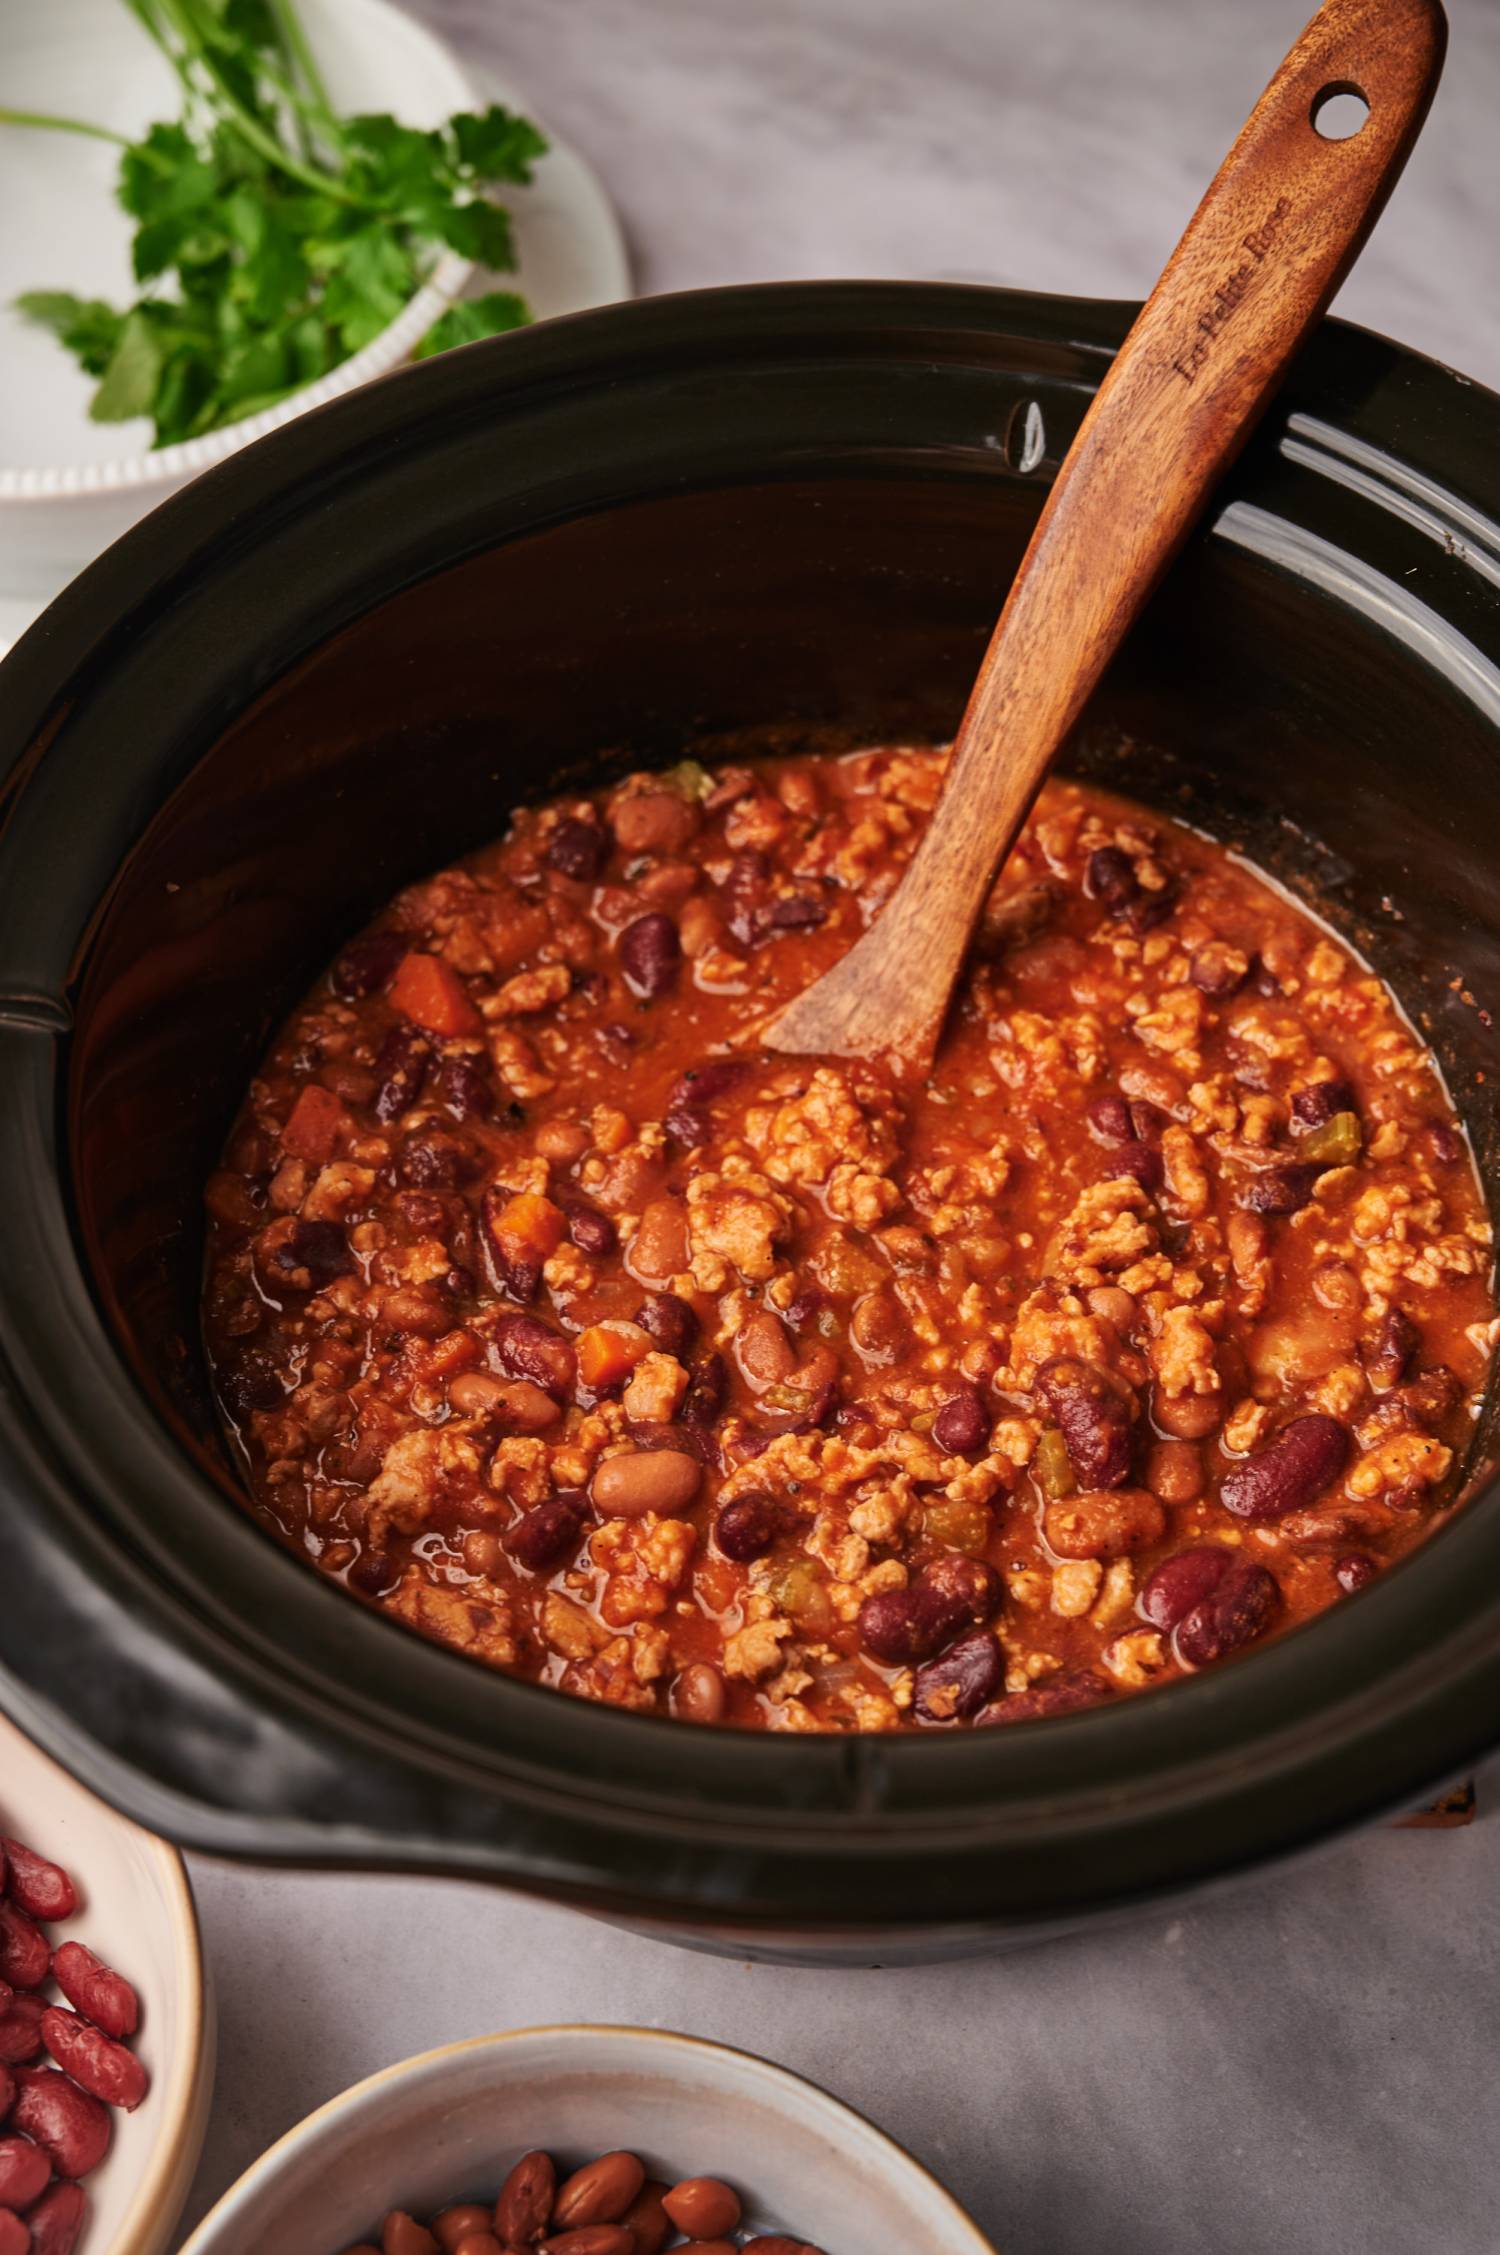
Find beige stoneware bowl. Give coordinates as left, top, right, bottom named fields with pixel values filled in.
left=180, top=2024, right=998, bottom=2254
left=0, top=1709, right=211, bottom=2255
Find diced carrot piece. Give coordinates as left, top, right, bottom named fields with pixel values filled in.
left=576, top=1321, right=653, bottom=1392
left=491, top=1192, right=567, bottom=1263
left=280, top=1083, right=347, bottom=1164
left=388, top=951, right=483, bottom=1037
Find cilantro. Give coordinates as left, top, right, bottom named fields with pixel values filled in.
left=1, top=0, right=545, bottom=447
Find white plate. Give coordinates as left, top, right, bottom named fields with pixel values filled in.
left=0, top=1709, right=212, bottom=2255
left=0, top=0, right=629, bottom=632
left=180, top=2024, right=998, bottom=2255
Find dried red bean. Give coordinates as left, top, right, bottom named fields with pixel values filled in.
left=50, top=1943, right=139, bottom=2042
left=546, top=816, right=609, bottom=881
left=662, top=2179, right=741, bottom=2238
left=0, top=1996, right=46, bottom=2064
left=331, top=930, right=406, bottom=999
left=504, top=1496, right=588, bottom=1573
left=24, top=2184, right=87, bottom=2255
left=0, top=1983, right=9, bottom=2018
left=372, top=1026, right=432, bottom=1122
left=1085, top=845, right=1140, bottom=914
left=1238, top=1162, right=1321, bottom=1216
left=490, top=1313, right=576, bottom=1402
left=1220, top=1414, right=1349, bottom=1523
left=0, top=1905, right=49, bottom=1992
left=433, top=2213, right=494, bottom=2255
left=12, top=2068, right=112, bottom=2179
left=914, top=1629, right=1005, bottom=1722
left=638, top=1291, right=698, bottom=1358
left=618, top=913, right=681, bottom=998
left=980, top=1671, right=1109, bottom=1724
left=932, top=1386, right=989, bottom=1456
left=432, top=1055, right=496, bottom=1122
left=1363, top=1307, right=1420, bottom=1391
left=398, top=1131, right=475, bottom=1190
left=679, top=1351, right=727, bottom=1429
left=0, top=1839, right=75, bottom=1923
left=40, top=2007, right=148, bottom=2110
left=562, top=1200, right=617, bottom=1257
left=0, top=2209, right=26, bottom=2255
left=714, top=1491, right=782, bottom=1562
left=1036, top=1357, right=1133, bottom=1489
left=1291, top=1078, right=1356, bottom=1129
left=495, top=2148, right=556, bottom=2242
left=1176, top=1561, right=1281, bottom=1667
left=1139, top=1546, right=1232, bottom=1631
left=1335, top=1552, right=1379, bottom=1593
left=0, top=2136, right=49, bottom=2209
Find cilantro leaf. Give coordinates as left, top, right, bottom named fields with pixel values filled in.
left=414, top=291, right=529, bottom=359
left=89, top=308, right=166, bottom=422
left=450, top=106, right=548, bottom=183
left=15, top=291, right=126, bottom=377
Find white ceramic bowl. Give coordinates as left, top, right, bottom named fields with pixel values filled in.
left=0, top=0, right=628, bottom=627
left=180, top=2025, right=998, bottom=2255
left=0, top=1709, right=211, bottom=2255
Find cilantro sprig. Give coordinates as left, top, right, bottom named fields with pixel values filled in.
left=1, top=0, right=546, bottom=447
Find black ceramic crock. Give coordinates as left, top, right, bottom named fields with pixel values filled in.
left=2, top=283, right=1499, bottom=1964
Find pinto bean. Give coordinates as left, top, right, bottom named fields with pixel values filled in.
left=552, top=2152, right=646, bottom=2228
left=0, top=1839, right=75, bottom=1922
left=630, top=1197, right=691, bottom=1284
left=734, top=1309, right=797, bottom=1390
left=1220, top=1413, right=1349, bottom=1522
left=505, top=1495, right=588, bottom=1571
left=1044, top=1488, right=1165, bottom=1561
left=592, top=1449, right=702, bottom=1519
left=1035, top=1358, right=1133, bottom=1489
left=914, top=1629, right=1005, bottom=1722
left=1176, top=1561, right=1281, bottom=1666
left=1139, top=1546, right=1232, bottom=1630
left=1146, top=1439, right=1204, bottom=1505
left=495, top=2149, right=556, bottom=2243
left=1153, top=1386, right=1224, bottom=1442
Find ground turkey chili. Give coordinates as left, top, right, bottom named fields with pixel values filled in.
left=202, top=748, right=1498, bottom=1730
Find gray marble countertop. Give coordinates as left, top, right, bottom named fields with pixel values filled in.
left=181, top=4, right=1500, bottom=2252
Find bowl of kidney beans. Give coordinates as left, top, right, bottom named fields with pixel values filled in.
left=0, top=1715, right=210, bottom=2255
left=179, top=2026, right=994, bottom=2255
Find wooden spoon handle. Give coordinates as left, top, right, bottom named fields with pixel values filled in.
left=767, top=0, right=1445, bottom=1066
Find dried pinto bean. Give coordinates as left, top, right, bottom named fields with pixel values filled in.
left=1044, top=1488, right=1165, bottom=1561
left=1035, top=1358, right=1133, bottom=1489
left=1220, top=1414, right=1349, bottom=1522
left=1176, top=1561, right=1281, bottom=1667
left=552, top=2152, right=645, bottom=2228
left=496, top=2149, right=556, bottom=2242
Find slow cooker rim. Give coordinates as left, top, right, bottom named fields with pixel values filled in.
left=3, top=281, right=1500, bottom=1923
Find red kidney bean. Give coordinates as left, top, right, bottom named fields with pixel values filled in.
left=0, top=1840, right=75, bottom=1923
left=669, top=1058, right=748, bottom=1111
left=663, top=1103, right=711, bottom=1149
left=857, top=1586, right=961, bottom=1666
left=1291, top=1077, right=1356, bottom=1128
left=0, top=1905, right=49, bottom=1992
left=0, top=1996, right=46, bottom=2063
left=504, top=1496, right=588, bottom=1572
left=40, top=2007, right=148, bottom=2111
left=1103, top=1141, right=1163, bottom=1192
left=0, top=1981, right=9, bottom=2016
left=545, top=816, right=609, bottom=881
left=0, top=2210, right=26, bottom=2255
left=12, top=2068, right=112, bottom=2179
left=679, top=1351, right=727, bottom=1429
left=332, top=929, right=407, bottom=999
left=1238, top=1162, right=1321, bottom=1215
left=1036, top=1358, right=1133, bottom=1489
left=552, top=2151, right=645, bottom=2229
left=373, top=1026, right=432, bottom=1122
left=219, top=1348, right=285, bottom=1421
left=980, top=1671, right=1109, bottom=1725
left=1398, top=1364, right=1463, bottom=1426
left=1335, top=1552, right=1379, bottom=1593
left=1085, top=845, right=1140, bottom=915
left=719, top=848, right=771, bottom=943
left=495, top=2148, right=556, bottom=2242
left=1363, top=1307, right=1419, bottom=1390
left=618, top=913, right=681, bottom=998
left=1220, top=1413, right=1349, bottom=1522
left=51, top=1943, right=139, bottom=2041
left=1427, top=1121, right=1465, bottom=1166
left=560, top=1199, right=617, bottom=1258
left=762, top=890, right=827, bottom=931
left=638, top=1291, right=698, bottom=1358
left=491, top=1313, right=576, bottom=1402
left=713, top=1491, right=782, bottom=1562
left=919, top=1552, right=1001, bottom=1620
left=432, top=1054, right=496, bottom=1122
left=932, top=1386, right=989, bottom=1455
left=0, top=2135, right=49, bottom=2208
left=914, top=1628, right=1005, bottom=1722
left=1128, top=1100, right=1165, bottom=1142
left=1139, top=1546, right=1232, bottom=1631
left=256, top=1215, right=354, bottom=1294
left=398, top=1131, right=476, bottom=1190
left=1086, top=1093, right=1134, bottom=1144
left=1176, top=1561, right=1280, bottom=1667
left=541, top=2233, right=635, bottom=2255
left=1189, top=942, right=1250, bottom=996
left=24, top=2184, right=88, bottom=2255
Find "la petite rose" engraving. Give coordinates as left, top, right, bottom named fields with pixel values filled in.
left=1170, top=196, right=1293, bottom=384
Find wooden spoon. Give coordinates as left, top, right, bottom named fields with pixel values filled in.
left=765, top=0, right=1445, bottom=1069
